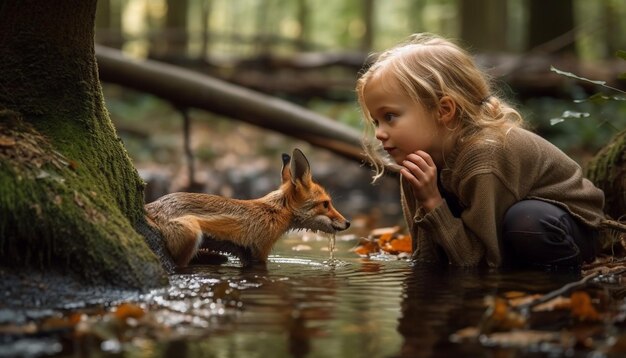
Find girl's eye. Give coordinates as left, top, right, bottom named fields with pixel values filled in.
left=383, top=112, right=397, bottom=122
left=372, top=119, right=379, bottom=128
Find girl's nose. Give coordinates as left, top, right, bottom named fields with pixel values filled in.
left=375, top=127, right=388, bottom=141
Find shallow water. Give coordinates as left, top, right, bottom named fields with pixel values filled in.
left=0, top=232, right=583, bottom=358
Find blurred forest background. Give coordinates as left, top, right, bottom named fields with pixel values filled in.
left=94, top=0, right=626, bottom=230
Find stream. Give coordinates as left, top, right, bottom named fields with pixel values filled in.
left=0, top=231, right=585, bottom=358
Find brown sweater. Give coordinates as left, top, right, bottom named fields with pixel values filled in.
left=400, top=126, right=605, bottom=267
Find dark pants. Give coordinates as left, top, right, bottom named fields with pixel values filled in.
left=501, top=200, right=597, bottom=268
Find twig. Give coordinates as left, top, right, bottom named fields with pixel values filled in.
left=516, top=272, right=601, bottom=313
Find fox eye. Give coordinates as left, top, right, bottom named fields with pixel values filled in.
left=322, top=201, right=330, bottom=209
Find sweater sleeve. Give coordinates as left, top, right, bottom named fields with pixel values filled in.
left=414, top=172, right=518, bottom=267
left=400, top=176, right=443, bottom=264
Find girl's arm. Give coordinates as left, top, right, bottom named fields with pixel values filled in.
left=413, top=172, right=517, bottom=267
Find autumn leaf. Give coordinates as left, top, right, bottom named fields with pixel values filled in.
left=0, top=135, right=16, bottom=147
left=570, top=291, right=601, bottom=321
left=480, top=296, right=527, bottom=333
left=353, top=240, right=379, bottom=256
left=382, top=235, right=412, bottom=254
left=114, top=302, right=145, bottom=321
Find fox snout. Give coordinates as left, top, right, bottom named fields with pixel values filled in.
left=331, top=213, right=350, bottom=232
left=297, top=205, right=350, bottom=234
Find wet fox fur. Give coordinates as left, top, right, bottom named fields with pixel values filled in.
left=145, top=149, right=350, bottom=267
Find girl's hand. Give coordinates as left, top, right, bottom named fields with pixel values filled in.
left=400, top=151, right=443, bottom=212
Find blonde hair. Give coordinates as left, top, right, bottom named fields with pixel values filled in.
left=356, top=33, right=523, bottom=181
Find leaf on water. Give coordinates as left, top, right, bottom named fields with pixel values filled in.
left=369, top=226, right=401, bottom=237
left=449, top=326, right=480, bottom=343
left=353, top=240, right=379, bottom=256
left=382, top=235, right=412, bottom=254
left=41, top=314, right=82, bottom=332
left=570, top=291, right=601, bottom=321
left=114, top=303, right=145, bottom=321
left=480, top=296, right=527, bottom=333
left=0, top=322, right=38, bottom=335
left=550, top=66, right=607, bottom=86
left=353, top=226, right=412, bottom=256
left=479, top=330, right=564, bottom=348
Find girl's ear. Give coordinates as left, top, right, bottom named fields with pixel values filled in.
left=438, top=96, right=456, bottom=126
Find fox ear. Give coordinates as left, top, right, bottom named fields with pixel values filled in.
left=290, top=148, right=311, bottom=186
left=281, top=153, right=292, bottom=184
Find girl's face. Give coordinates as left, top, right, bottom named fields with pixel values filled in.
left=363, top=75, right=446, bottom=166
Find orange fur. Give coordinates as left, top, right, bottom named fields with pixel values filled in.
left=145, top=149, right=350, bottom=267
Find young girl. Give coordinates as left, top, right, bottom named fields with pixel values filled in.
left=356, top=33, right=606, bottom=268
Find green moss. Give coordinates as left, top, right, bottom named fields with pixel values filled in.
left=0, top=111, right=166, bottom=288
left=586, top=128, right=626, bottom=219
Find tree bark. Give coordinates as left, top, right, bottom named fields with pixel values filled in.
left=460, top=0, right=508, bottom=52
left=0, top=0, right=167, bottom=288
left=527, top=0, right=575, bottom=53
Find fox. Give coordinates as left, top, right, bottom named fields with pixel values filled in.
left=145, top=148, right=350, bottom=267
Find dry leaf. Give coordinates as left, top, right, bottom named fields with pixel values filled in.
left=369, top=226, right=400, bottom=237
left=353, top=240, right=379, bottom=256
left=382, top=235, right=412, bottom=254
left=0, top=136, right=16, bottom=147
left=114, top=303, right=145, bottom=320
left=570, top=291, right=600, bottom=321
left=481, top=297, right=527, bottom=333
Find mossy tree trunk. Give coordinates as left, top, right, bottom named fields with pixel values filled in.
left=0, top=1, right=167, bottom=288
left=586, top=129, right=626, bottom=221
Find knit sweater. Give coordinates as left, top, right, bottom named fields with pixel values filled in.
left=400, top=126, right=606, bottom=267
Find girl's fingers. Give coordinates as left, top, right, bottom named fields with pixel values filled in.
left=406, top=152, right=433, bottom=172
left=415, top=150, right=435, bottom=167
left=402, top=159, right=425, bottom=179
left=400, top=168, right=421, bottom=187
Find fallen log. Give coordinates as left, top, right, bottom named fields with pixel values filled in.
left=95, top=45, right=367, bottom=163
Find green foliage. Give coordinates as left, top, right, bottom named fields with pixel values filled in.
left=548, top=53, right=626, bottom=131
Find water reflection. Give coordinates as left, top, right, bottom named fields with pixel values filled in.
left=397, top=266, right=581, bottom=358
left=0, top=234, right=584, bottom=358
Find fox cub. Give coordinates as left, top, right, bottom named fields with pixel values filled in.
left=145, top=149, right=350, bottom=267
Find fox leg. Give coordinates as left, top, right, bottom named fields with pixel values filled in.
left=159, top=216, right=203, bottom=266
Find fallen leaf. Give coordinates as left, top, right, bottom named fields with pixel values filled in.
left=479, top=329, right=564, bottom=348
left=0, top=136, right=16, bottom=147
left=369, top=226, right=400, bottom=237
left=480, top=296, right=527, bottom=333
left=570, top=291, right=600, bottom=321
left=382, top=235, right=412, bottom=254
left=114, top=303, right=145, bottom=321
left=353, top=241, right=379, bottom=256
